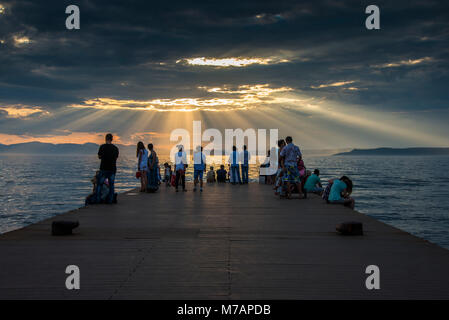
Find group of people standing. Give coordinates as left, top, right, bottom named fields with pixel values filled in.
left=89, top=133, right=355, bottom=209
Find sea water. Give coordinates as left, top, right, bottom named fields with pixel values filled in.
left=0, top=153, right=448, bottom=249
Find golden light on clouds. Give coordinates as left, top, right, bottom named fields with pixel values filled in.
left=311, top=80, right=356, bottom=89
left=69, top=84, right=299, bottom=112
left=0, top=4, right=5, bottom=14
left=373, top=57, right=433, bottom=68
left=0, top=105, right=49, bottom=118
left=177, top=57, right=289, bottom=67
left=13, top=35, right=32, bottom=46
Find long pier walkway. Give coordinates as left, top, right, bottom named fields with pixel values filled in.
left=0, top=183, right=448, bottom=299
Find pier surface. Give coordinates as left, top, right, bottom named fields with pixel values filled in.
left=0, top=183, right=448, bottom=299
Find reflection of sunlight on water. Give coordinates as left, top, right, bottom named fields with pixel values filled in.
left=1, top=154, right=449, bottom=250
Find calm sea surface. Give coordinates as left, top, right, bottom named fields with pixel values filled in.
left=0, top=153, right=448, bottom=249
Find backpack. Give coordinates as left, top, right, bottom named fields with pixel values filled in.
left=322, top=181, right=333, bottom=201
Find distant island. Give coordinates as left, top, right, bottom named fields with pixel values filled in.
left=0, top=142, right=135, bottom=155
left=334, top=147, right=449, bottom=156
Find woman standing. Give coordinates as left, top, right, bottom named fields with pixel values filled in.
left=137, top=142, right=148, bottom=192
left=147, top=143, right=159, bottom=192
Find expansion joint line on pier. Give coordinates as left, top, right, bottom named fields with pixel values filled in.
left=108, top=240, right=158, bottom=300
left=226, top=220, right=232, bottom=299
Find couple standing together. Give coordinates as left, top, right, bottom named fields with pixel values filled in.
left=137, top=142, right=159, bottom=193
left=228, top=145, right=251, bottom=185
left=174, top=145, right=206, bottom=192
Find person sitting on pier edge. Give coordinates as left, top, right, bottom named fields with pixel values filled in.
left=96, top=133, right=119, bottom=204
left=193, top=146, right=207, bottom=192
left=174, top=145, right=187, bottom=192
left=327, top=176, right=355, bottom=209
left=228, top=146, right=242, bottom=185
left=207, top=166, right=216, bottom=183
left=279, top=136, right=304, bottom=199
left=304, top=169, right=324, bottom=195
left=260, top=149, right=273, bottom=184
left=136, top=141, right=148, bottom=192
left=240, top=145, right=250, bottom=184
left=216, top=165, right=227, bottom=183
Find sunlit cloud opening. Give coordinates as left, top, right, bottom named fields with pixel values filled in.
left=177, top=57, right=290, bottom=67
left=0, top=4, right=5, bottom=14
left=372, top=57, right=434, bottom=68
left=311, top=80, right=356, bottom=89
left=0, top=105, right=49, bottom=118
left=13, top=35, right=32, bottom=46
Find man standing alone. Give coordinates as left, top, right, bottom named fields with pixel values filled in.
left=193, top=146, right=207, bottom=192
left=240, top=145, right=250, bottom=184
left=96, top=133, right=119, bottom=204
left=228, top=146, right=242, bottom=185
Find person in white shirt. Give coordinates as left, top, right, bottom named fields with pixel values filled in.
left=193, top=146, right=207, bottom=192
left=136, top=141, right=148, bottom=192
left=228, top=145, right=242, bottom=185
left=174, top=145, right=188, bottom=192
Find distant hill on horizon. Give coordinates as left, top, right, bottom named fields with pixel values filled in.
left=0, top=142, right=136, bottom=155
left=334, top=147, right=449, bottom=156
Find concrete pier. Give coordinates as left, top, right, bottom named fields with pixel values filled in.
left=0, top=183, right=448, bottom=299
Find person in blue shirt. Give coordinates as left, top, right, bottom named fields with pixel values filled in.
left=193, top=146, right=206, bottom=192
left=240, top=145, right=251, bottom=184
left=304, top=169, right=323, bottom=195
left=328, top=176, right=355, bottom=209
left=228, top=145, right=242, bottom=185
left=174, top=145, right=188, bottom=192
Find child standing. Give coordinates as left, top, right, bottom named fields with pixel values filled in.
left=163, top=163, right=172, bottom=187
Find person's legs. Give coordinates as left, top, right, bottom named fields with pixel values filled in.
left=95, top=171, right=105, bottom=203
left=296, top=182, right=305, bottom=199
left=244, top=165, right=249, bottom=183
left=194, top=170, right=199, bottom=191
left=181, top=172, right=186, bottom=190
left=175, top=170, right=180, bottom=191
left=199, top=171, right=203, bottom=190
left=240, top=165, right=246, bottom=183
left=235, top=166, right=242, bottom=184
left=141, top=170, right=148, bottom=192
left=107, top=173, right=115, bottom=204
left=285, top=181, right=292, bottom=198
left=344, top=198, right=355, bottom=209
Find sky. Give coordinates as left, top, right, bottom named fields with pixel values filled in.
left=0, top=0, right=449, bottom=152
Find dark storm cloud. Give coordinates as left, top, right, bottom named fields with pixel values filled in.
left=0, top=0, right=449, bottom=135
